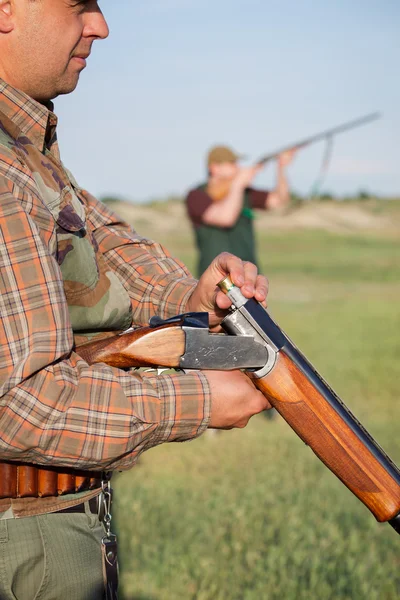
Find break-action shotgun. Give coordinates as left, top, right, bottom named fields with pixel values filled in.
left=76, top=278, right=400, bottom=535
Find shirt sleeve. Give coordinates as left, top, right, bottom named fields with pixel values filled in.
left=248, top=187, right=269, bottom=210
left=0, top=179, right=211, bottom=472
left=185, top=187, right=213, bottom=226
left=83, top=190, right=200, bottom=326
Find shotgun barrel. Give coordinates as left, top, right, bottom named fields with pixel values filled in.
left=255, top=112, right=381, bottom=166
left=206, top=112, right=381, bottom=201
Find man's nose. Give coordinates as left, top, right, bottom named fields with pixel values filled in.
left=83, top=8, right=110, bottom=40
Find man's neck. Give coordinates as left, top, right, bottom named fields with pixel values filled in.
left=0, top=73, right=54, bottom=107
left=0, top=77, right=54, bottom=111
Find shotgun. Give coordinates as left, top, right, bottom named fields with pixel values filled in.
left=76, top=279, right=400, bottom=535
left=254, top=112, right=381, bottom=167
left=207, top=112, right=381, bottom=201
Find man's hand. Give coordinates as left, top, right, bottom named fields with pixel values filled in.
left=186, top=252, right=269, bottom=329
left=232, top=164, right=263, bottom=189
left=205, top=370, right=272, bottom=429
left=278, top=149, right=297, bottom=168
left=266, top=149, right=297, bottom=210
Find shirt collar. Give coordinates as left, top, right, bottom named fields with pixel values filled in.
left=0, top=78, right=58, bottom=155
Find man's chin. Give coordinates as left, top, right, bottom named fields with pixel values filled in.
left=52, top=75, right=81, bottom=99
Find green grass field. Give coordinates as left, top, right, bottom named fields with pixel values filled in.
left=113, top=209, right=400, bottom=600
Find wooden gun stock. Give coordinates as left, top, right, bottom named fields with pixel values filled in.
left=76, top=323, right=186, bottom=369
left=251, top=353, right=400, bottom=524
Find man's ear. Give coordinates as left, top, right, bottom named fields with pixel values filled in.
left=0, top=1, right=13, bottom=34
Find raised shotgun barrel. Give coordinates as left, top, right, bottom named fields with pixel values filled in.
left=207, top=112, right=381, bottom=202
left=218, top=277, right=400, bottom=534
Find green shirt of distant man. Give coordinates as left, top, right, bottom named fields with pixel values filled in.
left=186, top=145, right=295, bottom=275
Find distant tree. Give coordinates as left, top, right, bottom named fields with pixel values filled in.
left=317, top=191, right=335, bottom=202
left=357, top=189, right=372, bottom=201
left=290, top=191, right=304, bottom=207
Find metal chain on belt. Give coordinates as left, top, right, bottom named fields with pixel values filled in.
left=99, top=473, right=118, bottom=600
left=100, top=475, right=114, bottom=538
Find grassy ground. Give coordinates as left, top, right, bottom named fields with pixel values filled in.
left=113, top=210, right=400, bottom=600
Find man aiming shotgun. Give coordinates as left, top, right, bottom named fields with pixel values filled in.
left=186, top=145, right=296, bottom=276
left=0, top=1, right=270, bottom=598
left=185, top=113, right=380, bottom=276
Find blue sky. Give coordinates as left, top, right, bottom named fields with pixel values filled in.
left=56, top=0, right=399, bottom=201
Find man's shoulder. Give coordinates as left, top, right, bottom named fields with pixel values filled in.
left=185, top=183, right=214, bottom=226
left=185, top=182, right=207, bottom=198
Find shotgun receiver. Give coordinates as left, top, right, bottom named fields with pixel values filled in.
left=76, top=281, right=400, bottom=535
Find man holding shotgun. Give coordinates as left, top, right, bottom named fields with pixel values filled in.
left=0, top=1, right=271, bottom=598
left=186, top=145, right=296, bottom=276
left=185, top=113, right=382, bottom=277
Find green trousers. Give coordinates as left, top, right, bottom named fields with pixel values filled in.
left=0, top=505, right=105, bottom=600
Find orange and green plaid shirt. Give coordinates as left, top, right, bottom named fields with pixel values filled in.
left=0, top=80, right=211, bottom=480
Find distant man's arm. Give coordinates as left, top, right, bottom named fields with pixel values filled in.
left=187, top=166, right=263, bottom=229
left=201, top=167, right=258, bottom=227
left=264, top=150, right=296, bottom=210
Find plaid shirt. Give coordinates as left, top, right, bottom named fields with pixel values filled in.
left=0, top=80, right=211, bottom=479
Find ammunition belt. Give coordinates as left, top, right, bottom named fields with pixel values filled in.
left=0, top=461, right=102, bottom=499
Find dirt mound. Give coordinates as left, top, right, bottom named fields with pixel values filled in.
left=108, top=200, right=399, bottom=236
left=256, top=202, right=397, bottom=233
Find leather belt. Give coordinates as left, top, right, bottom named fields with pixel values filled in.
left=55, top=496, right=99, bottom=515
left=0, top=461, right=102, bottom=499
